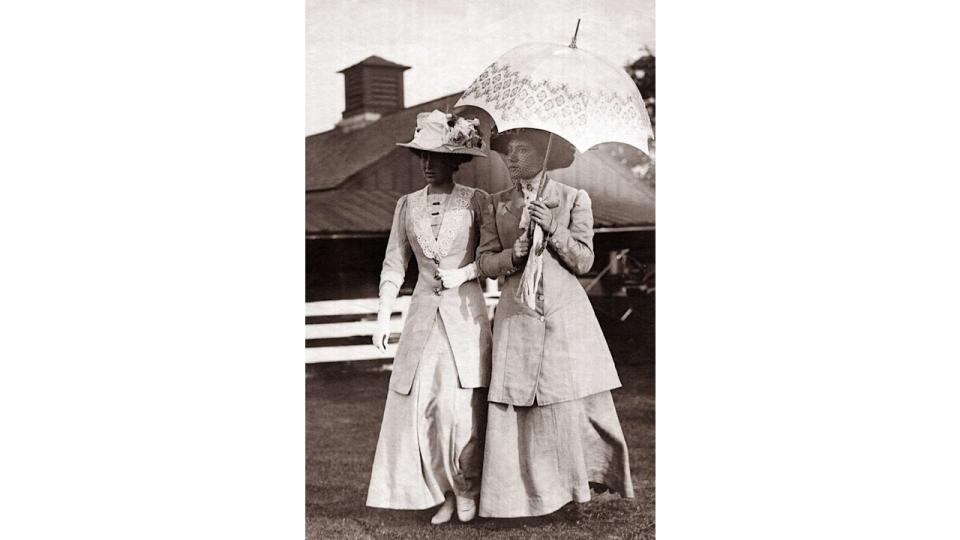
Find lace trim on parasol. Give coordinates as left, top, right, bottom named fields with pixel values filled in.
left=460, top=62, right=651, bottom=136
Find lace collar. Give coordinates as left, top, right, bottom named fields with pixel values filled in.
left=407, top=184, right=473, bottom=261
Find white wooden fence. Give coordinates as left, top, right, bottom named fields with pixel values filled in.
left=305, top=291, right=500, bottom=363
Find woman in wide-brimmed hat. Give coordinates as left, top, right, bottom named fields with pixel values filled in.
left=476, top=128, right=634, bottom=519
left=365, top=110, right=492, bottom=525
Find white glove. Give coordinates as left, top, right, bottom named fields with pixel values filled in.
left=437, top=262, right=479, bottom=289
left=372, top=316, right=391, bottom=353
left=372, top=282, right=398, bottom=353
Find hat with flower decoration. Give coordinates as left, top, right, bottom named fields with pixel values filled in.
left=396, top=110, right=487, bottom=157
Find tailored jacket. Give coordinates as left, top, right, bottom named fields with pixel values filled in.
left=477, top=177, right=622, bottom=406
left=380, top=183, right=493, bottom=395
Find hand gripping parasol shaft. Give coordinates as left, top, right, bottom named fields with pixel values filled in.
left=526, top=132, right=555, bottom=254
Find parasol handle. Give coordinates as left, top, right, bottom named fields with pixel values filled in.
left=569, top=19, right=581, bottom=48
left=536, top=133, right=554, bottom=199
left=526, top=133, right=555, bottom=246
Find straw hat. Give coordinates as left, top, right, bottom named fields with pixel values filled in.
left=396, top=110, right=487, bottom=157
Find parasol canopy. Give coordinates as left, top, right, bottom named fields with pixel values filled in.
left=455, top=24, right=654, bottom=311
left=455, top=38, right=654, bottom=155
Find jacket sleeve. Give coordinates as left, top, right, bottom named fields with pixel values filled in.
left=476, top=192, right=520, bottom=279
left=546, top=189, right=595, bottom=276
left=380, top=195, right=412, bottom=290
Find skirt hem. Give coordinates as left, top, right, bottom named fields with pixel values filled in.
left=478, top=390, right=634, bottom=518
left=365, top=496, right=445, bottom=511
left=478, top=482, right=634, bottom=518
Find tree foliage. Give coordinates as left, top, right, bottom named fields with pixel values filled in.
left=610, top=49, right=655, bottom=189
left=629, top=48, right=655, bottom=128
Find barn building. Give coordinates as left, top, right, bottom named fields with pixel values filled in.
left=306, top=56, right=655, bottom=309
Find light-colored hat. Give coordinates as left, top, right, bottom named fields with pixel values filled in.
left=396, top=110, right=487, bottom=157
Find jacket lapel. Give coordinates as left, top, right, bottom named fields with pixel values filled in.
left=507, top=190, right=525, bottom=215
left=498, top=190, right=522, bottom=226
left=539, top=175, right=562, bottom=209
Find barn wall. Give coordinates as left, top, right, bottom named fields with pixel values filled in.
left=305, top=229, right=652, bottom=302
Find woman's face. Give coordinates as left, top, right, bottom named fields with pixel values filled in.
left=420, top=152, right=457, bottom=184
left=504, top=138, right=543, bottom=181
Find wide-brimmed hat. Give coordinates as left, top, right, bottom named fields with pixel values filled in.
left=396, top=110, right=487, bottom=157
left=489, top=127, right=576, bottom=170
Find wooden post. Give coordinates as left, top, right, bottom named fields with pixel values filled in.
left=608, top=249, right=623, bottom=276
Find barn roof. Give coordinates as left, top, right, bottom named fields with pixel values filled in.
left=306, top=93, right=461, bottom=192
left=306, top=190, right=404, bottom=234
left=306, top=92, right=655, bottom=235
left=338, top=55, right=410, bottom=72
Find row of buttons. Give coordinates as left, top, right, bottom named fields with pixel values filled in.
left=433, top=257, right=442, bottom=295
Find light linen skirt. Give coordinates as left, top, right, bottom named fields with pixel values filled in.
left=366, top=316, right=486, bottom=510
left=478, top=390, right=634, bottom=518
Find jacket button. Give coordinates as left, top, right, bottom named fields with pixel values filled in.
left=538, top=316, right=545, bottom=322
left=434, top=287, right=442, bottom=296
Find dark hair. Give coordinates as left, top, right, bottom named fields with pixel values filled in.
left=408, top=149, right=474, bottom=170
left=489, top=128, right=576, bottom=170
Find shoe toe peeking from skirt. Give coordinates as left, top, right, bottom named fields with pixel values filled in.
left=430, top=493, right=455, bottom=525
left=456, top=495, right=477, bottom=522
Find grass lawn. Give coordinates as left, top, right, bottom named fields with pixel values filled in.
left=306, top=340, right=654, bottom=539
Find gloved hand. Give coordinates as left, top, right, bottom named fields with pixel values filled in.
left=511, top=234, right=530, bottom=265
left=528, top=200, right=556, bottom=235
left=436, top=268, right=467, bottom=289
left=371, top=314, right=391, bottom=353
left=436, top=262, right=479, bottom=289
left=372, top=282, right=398, bottom=353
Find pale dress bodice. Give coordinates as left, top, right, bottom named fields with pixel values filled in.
left=379, top=183, right=492, bottom=395
left=427, top=192, right=448, bottom=237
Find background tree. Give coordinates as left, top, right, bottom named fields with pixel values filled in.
left=601, top=48, right=656, bottom=189
left=628, top=48, right=655, bottom=188
left=629, top=47, right=655, bottom=129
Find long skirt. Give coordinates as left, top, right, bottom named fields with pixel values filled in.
left=478, top=390, right=634, bottom=518
left=366, top=316, right=486, bottom=509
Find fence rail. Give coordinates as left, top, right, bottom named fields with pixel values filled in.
left=306, top=293, right=499, bottom=363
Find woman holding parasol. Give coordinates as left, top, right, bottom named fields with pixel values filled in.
left=474, top=127, right=634, bottom=518
left=457, top=24, right=653, bottom=518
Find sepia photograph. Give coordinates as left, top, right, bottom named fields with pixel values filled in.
left=7, top=2, right=960, bottom=539
left=306, top=0, right=656, bottom=537
left=7, top=0, right=960, bottom=539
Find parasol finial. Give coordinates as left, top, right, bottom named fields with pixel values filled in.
left=569, top=19, right=581, bottom=48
